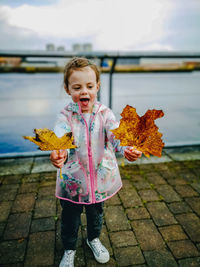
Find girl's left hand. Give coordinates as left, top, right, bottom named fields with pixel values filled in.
left=124, top=147, right=142, bottom=162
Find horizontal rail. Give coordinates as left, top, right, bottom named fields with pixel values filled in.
left=1, top=50, right=200, bottom=59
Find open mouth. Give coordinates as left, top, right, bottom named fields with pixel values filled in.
left=80, top=98, right=90, bottom=107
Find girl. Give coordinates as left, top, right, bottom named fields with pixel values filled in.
left=50, top=57, right=142, bottom=267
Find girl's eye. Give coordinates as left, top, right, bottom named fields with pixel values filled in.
left=88, top=85, right=93, bottom=89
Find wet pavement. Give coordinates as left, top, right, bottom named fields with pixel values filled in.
left=0, top=146, right=200, bottom=266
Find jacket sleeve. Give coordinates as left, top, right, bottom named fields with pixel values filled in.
left=54, top=113, right=72, bottom=160
left=54, top=113, right=72, bottom=137
left=104, top=109, right=126, bottom=156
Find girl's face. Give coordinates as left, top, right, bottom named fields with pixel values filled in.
left=66, top=66, right=100, bottom=113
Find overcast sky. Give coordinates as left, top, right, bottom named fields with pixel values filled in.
left=0, top=0, right=200, bottom=51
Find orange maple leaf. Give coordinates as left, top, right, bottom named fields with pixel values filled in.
left=23, top=128, right=76, bottom=151
left=111, top=105, right=165, bottom=157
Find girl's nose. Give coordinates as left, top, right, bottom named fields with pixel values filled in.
left=81, top=87, right=88, bottom=94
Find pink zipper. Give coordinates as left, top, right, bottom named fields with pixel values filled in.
left=78, top=102, right=101, bottom=203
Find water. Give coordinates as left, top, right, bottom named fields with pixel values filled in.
left=0, top=72, right=200, bottom=154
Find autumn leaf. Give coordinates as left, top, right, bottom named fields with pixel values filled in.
left=111, top=105, right=165, bottom=157
left=23, top=128, right=76, bottom=151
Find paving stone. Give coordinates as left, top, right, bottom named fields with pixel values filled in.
left=168, top=240, right=199, bottom=259
left=4, top=213, right=32, bottom=239
left=133, top=178, right=151, bottom=190
left=138, top=189, right=160, bottom=202
left=11, top=193, right=35, bottom=213
left=0, top=184, right=19, bottom=201
left=179, top=257, right=200, bottom=267
left=168, top=202, right=192, bottom=214
left=2, top=263, right=24, bottom=267
left=22, top=173, right=41, bottom=183
left=75, top=247, right=86, bottom=267
left=175, top=185, right=199, bottom=198
left=191, top=182, right=200, bottom=194
left=0, top=239, right=27, bottom=264
left=18, top=182, right=38, bottom=193
left=113, top=246, right=145, bottom=266
left=2, top=174, right=23, bottom=184
left=126, top=207, right=150, bottom=220
left=156, top=185, right=181, bottom=202
left=146, top=202, right=177, bottom=226
left=0, top=222, right=5, bottom=238
left=39, top=180, right=56, bottom=187
left=86, top=257, right=116, bottom=267
left=144, top=249, right=178, bottom=267
left=104, top=206, right=131, bottom=232
left=34, top=196, right=56, bottom=218
left=145, top=173, right=167, bottom=185
left=110, top=231, right=137, bottom=247
left=0, top=158, right=33, bottom=176
left=185, top=197, right=200, bottom=216
left=37, top=185, right=55, bottom=197
left=167, top=177, right=187, bottom=186
left=176, top=213, right=200, bottom=242
left=176, top=170, right=197, bottom=183
left=131, top=219, right=165, bottom=250
left=25, top=231, right=54, bottom=266
left=31, top=156, right=56, bottom=173
left=160, top=169, right=176, bottom=180
left=167, top=161, right=185, bottom=171
left=100, top=225, right=113, bottom=256
left=31, top=217, right=56, bottom=232
left=0, top=201, right=12, bottom=222
left=153, top=162, right=170, bottom=171
left=159, top=225, right=188, bottom=241
left=41, top=171, right=57, bottom=181
left=119, top=181, right=142, bottom=208
left=105, top=194, right=121, bottom=206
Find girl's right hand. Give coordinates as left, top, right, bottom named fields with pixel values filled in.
left=50, top=149, right=68, bottom=168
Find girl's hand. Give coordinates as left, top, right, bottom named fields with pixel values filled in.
left=124, top=147, right=142, bottom=162
left=50, top=149, right=68, bottom=168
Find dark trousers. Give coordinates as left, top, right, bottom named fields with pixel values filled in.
left=60, top=200, right=104, bottom=250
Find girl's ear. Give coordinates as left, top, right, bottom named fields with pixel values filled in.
left=64, top=84, right=70, bottom=95
left=97, top=81, right=101, bottom=91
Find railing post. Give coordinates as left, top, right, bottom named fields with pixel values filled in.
left=109, top=57, right=117, bottom=109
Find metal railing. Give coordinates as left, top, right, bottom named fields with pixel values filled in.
left=1, top=50, right=200, bottom=109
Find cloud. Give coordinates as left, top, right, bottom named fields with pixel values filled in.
left=0, top=0, right=199, bottom=51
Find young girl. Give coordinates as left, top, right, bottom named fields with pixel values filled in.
left=50, top=57, right=142, bottom=267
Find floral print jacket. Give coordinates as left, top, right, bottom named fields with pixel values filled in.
left=54, top=101, right=125, bottom=204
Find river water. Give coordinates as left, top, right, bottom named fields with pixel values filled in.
left=0, top=72, right=200, bottom=154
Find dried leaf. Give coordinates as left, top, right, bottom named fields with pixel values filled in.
left=23, top=128, right=76, bottom=151
left=111, top=105, right=165, bottom=157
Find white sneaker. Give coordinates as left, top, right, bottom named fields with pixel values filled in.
left=59, top=250, right=76, bottom=267
left=87, top=238, right=110, bottom=264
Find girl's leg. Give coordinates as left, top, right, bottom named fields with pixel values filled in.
left=60, top=200, right=83, bottom=250
left=85, top=202, right=104, bottom=241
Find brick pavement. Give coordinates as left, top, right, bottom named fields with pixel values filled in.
left=0, top=147, right=200, bottom=266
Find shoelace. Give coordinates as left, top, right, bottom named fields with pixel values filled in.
left=64, top=250, right=75, bottom=265
left=90, top=239, right=105, bottom=254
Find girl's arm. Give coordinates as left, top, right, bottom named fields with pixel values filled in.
left=50, top=113, right=72, bottom=167
left=104, top=109, right=127, bottom=155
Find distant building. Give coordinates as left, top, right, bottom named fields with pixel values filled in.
left=73, top=44, right=82, bottom=52
left=72, top=43, right=93, bottom=52
left=46, top=44, right=55, bottom=51
left=83, top=43, right=92, bottom=52
left=57, top=46, right=65, bottom=51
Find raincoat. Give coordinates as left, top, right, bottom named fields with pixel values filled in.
left=54, top=101, right=125, bottom=204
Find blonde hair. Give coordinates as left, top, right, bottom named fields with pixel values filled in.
left=64, top=57, right=100, bottom=89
